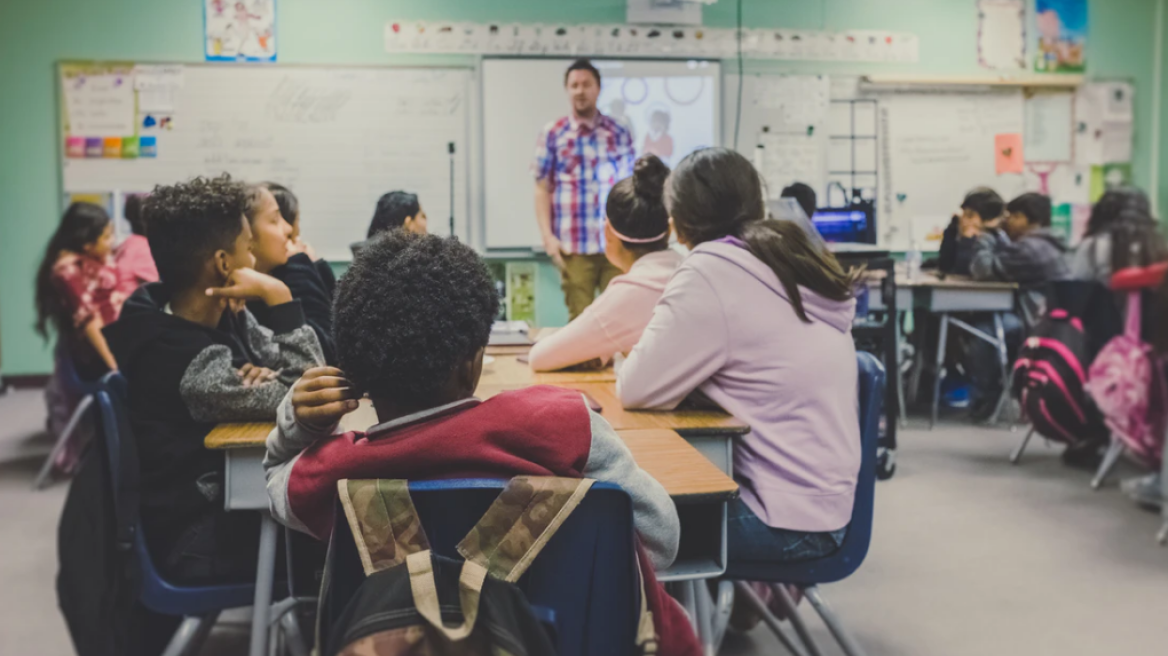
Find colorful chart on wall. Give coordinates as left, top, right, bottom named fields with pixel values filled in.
left=205, top=0, right=277, bottom=62
left=1034, top=0, right=1087, bottom=73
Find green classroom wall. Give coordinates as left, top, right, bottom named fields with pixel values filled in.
left=0, top=0, right=1161, bottom=376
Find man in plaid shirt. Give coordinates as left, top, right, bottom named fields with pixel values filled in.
left=533, top=59, right=636, bottom=319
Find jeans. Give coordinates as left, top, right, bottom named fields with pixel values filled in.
left=727, top=498, right=846, bottom=563
left=965, top=311, right=1024, bottom=405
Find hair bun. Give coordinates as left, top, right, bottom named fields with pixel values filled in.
left=632, top=155, right=670, bottom=203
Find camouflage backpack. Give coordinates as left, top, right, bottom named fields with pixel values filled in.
left=319, top=477, right=658, bottom=656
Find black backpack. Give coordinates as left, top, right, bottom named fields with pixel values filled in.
left=1011, top=281, right=1119, bottom=445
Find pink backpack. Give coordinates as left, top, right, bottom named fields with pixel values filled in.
left=1085, top=292, right=1165, bottom=467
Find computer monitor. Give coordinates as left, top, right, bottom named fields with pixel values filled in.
left=812, top=203, right=876, bottom=244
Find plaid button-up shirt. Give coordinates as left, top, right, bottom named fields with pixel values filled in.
left=531, top=113, right=635, bottom=255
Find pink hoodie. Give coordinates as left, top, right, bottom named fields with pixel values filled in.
left=529, top=250, right=683, bottom=371
left=618, top=240, right=860, bottom=532
left=114, top=234, right=159, bottom=296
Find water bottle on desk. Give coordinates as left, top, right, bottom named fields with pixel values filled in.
left=905, top=239, right=922, bottom=283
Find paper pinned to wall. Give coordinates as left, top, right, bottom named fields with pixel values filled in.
left=62, top=68, right=136, bottom=136
left=204, top=0, right=277, bottom=62
left=753, top=75, right=830, bottom=132
left=1023, top=92, right=1073, bottom=163
left=1075, top=82, right=1133, bottom=165
left=995, top=133, right=1024, bottom=174
left=757, top=130, right=827, bottom=201
left=978, top=0, right=1026, bottom=69
left=1025, top=163, right=1090, bottom=205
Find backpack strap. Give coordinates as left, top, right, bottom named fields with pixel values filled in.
left=406, top=551, right=488, bottom=641
left=337, top=479, right=431, bottom=576
left=457, top=477, right=594, bottom=582
left=1125, top=290, right=1142, bottom=339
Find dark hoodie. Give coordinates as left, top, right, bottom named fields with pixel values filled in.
left=249, top=253, right=337, bottom=364
left=103, top=283, right=324, bottom=557
left=970, top=227, right=1070, bottom=286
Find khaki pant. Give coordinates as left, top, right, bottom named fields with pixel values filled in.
left=560, top=253, right=622, bottom=320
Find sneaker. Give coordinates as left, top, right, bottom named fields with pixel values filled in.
left=1121, top=474, right=1164, bottom=511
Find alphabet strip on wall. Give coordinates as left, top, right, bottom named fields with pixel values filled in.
left=385, top=21, right=919, bottom=63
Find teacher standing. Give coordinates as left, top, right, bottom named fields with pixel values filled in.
left=533, top=59, right=636, bottom=319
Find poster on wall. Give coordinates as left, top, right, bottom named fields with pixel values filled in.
left=1034, top=0, right=1086, bottom=73
left=205, top=0, right=277, bottom=62
left=977, top=0, right=1026, bottom=70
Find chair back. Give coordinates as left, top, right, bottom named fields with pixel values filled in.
left=725, top=350, right=885, bottom=585
left=92, top=373, right=253, bottom=616
left=324, top=479, right=640, bottom=656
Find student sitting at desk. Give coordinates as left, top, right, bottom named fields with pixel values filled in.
left=1070, top=187, right=1166, bottom=286
left=965, top=192, right=1069, bottom=419
left=249, top=182, right=338, bottom=364
left=618, top=148, right=861, bottom=569
left=935, top=187, right=1006, bottom=275
left=529, top=155, right=682, bottom=371
left=103, top=175, right=324, bottom=589
left=262, top=231, right=699, bottom=655
left=350, top=190, right=429, bottom=258
left=780, top=181, right=818, bottom=220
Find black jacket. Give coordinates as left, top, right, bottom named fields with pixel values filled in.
left=937, top=216, right=1005, bottom=275
left=250, top=253, right=337, bottom=364
left=103, top=283, right=320, bottom=557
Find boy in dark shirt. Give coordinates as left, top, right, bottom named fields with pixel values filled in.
left=937, top=187, right=1007, bottom=275
left=104, top=175, right=324, bottom=584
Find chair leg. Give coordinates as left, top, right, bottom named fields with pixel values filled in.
left=279, top=609, right=311, bottom=656
left=1157, top=521, right=1168, bottom=546
left=160, top=613, right=219, bottom=656
left=1010, top=428, right=1035, bottom=465
left=692, top=580, right=715, bottom=655
left=1091, top=438, right=1126, bottom=490
left=931, top=314, right=950, bottom=429
left=770, top=585, right=825, bottom=656
left=804, top=586, right=867, bottom=656
left=733, top=582, right=810, bottom=656
left=33, top=394, right=93, bottom=490
left=709, top=580, right=735, bottom=651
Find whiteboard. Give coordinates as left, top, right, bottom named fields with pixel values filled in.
left=482, top=58, right=721, bottom=250
left=61, top=64, right=472, bottom=261
left=877, top=90, right=1026, bottom=250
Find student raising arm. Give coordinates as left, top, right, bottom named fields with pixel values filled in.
left=528, top=155, right=682, bottom=371
left=619, top=147, right=862, bottom=563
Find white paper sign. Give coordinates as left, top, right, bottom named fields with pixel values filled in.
left=1024, top=92, right=1073, bottom=163
left=978, top=0, right=1026, bottom=69
left=63, top=71, right=136, bottom=136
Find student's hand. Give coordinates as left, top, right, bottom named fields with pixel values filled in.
left=238, top=363, right=279, bottom=388
left=542, top=235, right=566, bottom=271
left=287, top=237, right=319, bottom=262
left=959, top=213, right=982, bottom=239
left=292, top=367, right=361, bottom=432
left=206, top=268, right=293, bottom=307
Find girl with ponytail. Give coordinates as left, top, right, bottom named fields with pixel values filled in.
left=619, top=147, right=863, bottom=566
left=529, top=155, right=683, bottom=371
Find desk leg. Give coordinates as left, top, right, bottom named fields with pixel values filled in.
left=249, top=512, right=279, bottom=656
left=895, top=310, right=907, bottom=429
left=988, top=313, right=1011, bottom=426
left=693, top=580, right=715, bottom=656
left=931, top=314, right=950, bottom=429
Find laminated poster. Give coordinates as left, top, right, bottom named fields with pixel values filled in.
left=206, top=0, right=277, bottom=62
left=1035, top=0, right=1086, bottom=73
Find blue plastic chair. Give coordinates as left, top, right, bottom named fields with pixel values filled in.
left=94, top=373, right=256, bottom=656
left=723, top=351, right=885, bottom=656
left=33, top=349, right=103, bottom=490
left=321, top=479, right=641, bottom=656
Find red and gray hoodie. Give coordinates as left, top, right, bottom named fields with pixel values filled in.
left=263, top=384, right=700, bottom=655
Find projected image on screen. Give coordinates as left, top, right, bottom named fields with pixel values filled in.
left=598, top=73, right=716, bottom=168
left=482, top=58, right=721, bottom=249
